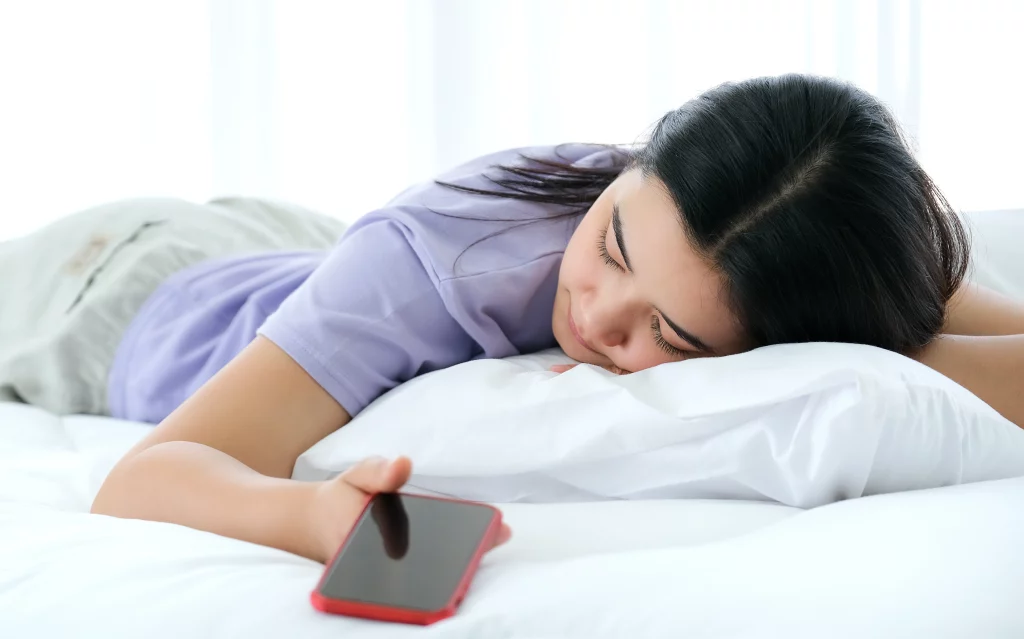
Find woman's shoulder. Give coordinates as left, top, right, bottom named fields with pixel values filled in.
left=341, top=143, right=624, bottom=284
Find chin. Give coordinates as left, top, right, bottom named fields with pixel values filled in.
left=552, top=324, right=571, bottom=356
left=552, top=287, right=585, bottom=362
left=555, top=331, right=590, bottom=364
left=552, top=320, right=579, bottom=361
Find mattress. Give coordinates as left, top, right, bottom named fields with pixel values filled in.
left=1, top=401, right=1023, bottom=638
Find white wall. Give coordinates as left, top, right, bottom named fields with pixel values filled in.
left=0, top=0, right=1021, bottom=240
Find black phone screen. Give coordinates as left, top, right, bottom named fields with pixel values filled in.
left=317, top=493, right=497, bottom=612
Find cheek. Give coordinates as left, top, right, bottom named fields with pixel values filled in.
left=560, top=233, right=593, bottom=288
left=617, top=346, right=676, bottom=374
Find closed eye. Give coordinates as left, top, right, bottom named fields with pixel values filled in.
left=597, top=227, right=624, bottom=272
left=651, top=316, right=686, bottom=357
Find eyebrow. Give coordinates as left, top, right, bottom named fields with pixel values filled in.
left=612, top=202, right=717, bottom=355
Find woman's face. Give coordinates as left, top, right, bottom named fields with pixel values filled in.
left=553, top=168, right=750, bottom=373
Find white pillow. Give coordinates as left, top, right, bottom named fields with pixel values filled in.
left=294, top=343, right=1024, bottom=507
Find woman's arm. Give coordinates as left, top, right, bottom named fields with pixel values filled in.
left=913, top=334, right=1024, bottom=429
left=92, top=337, right=355, bottom=562
left=907, top=282, right=1024, bottom=429
left=944, top=282, right=1024, bottom=336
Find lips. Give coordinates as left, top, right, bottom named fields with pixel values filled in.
left=568, top=304, right=598, bottom=354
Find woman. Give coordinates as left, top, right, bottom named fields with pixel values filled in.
left=4, top=74, right=1022, bottom=565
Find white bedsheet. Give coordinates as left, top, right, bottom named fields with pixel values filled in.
left=1, top=402, right=1023, bottom=638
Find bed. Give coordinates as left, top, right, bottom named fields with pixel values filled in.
left=3, top=209, right=1024, bottom=637
left=2, top=396, right=1024, bottom=638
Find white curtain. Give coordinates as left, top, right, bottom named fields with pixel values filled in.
left=0, top=0, right=1021, bottom=240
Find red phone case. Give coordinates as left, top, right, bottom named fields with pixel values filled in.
left=310, top=492, right=503, bottom=625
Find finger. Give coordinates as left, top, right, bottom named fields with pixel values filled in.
left=371, top=493, right=410, bottom=559
left=341, top=455, right=413, bottom=494
left=550, top=364, right=578, bottom=374
left=489, top=522, right=513, bottom=549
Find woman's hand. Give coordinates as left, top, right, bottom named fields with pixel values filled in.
left=550, top=363, right=628, bottom=375
left=306, top=456, right=513, bottom=564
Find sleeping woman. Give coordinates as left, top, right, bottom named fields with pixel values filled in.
left=3, top=74, right=1022, bottom=563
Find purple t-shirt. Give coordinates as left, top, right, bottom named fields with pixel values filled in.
left=107, top=144, right=626, bottom=423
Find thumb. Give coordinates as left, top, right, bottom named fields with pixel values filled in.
left=341, top=456, right=413, bottom=494
left=550, top=364, right=578, bottom=374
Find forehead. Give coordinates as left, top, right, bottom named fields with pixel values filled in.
left=615, top=170, right=746, bottom=352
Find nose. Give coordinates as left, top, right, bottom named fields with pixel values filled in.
left=582, top=288, right=641, bottom=349
left=598, top=328, right=627, bottom=348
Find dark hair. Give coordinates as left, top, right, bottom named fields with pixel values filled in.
left=437, top=144, right=628, bottom=216
left=434, top=144, right=629, bottom=267
left=440, top=74, right=970, bottom=354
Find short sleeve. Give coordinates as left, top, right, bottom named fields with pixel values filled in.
left=257, top=219, right=476, bottom=416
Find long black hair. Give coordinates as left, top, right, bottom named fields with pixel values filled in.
left=439, top=74, right=970, bottom=354
left=437, top=144, right=628, bottom=216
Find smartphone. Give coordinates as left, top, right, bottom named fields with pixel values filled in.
left=310, top=492, right=503, bottom=625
